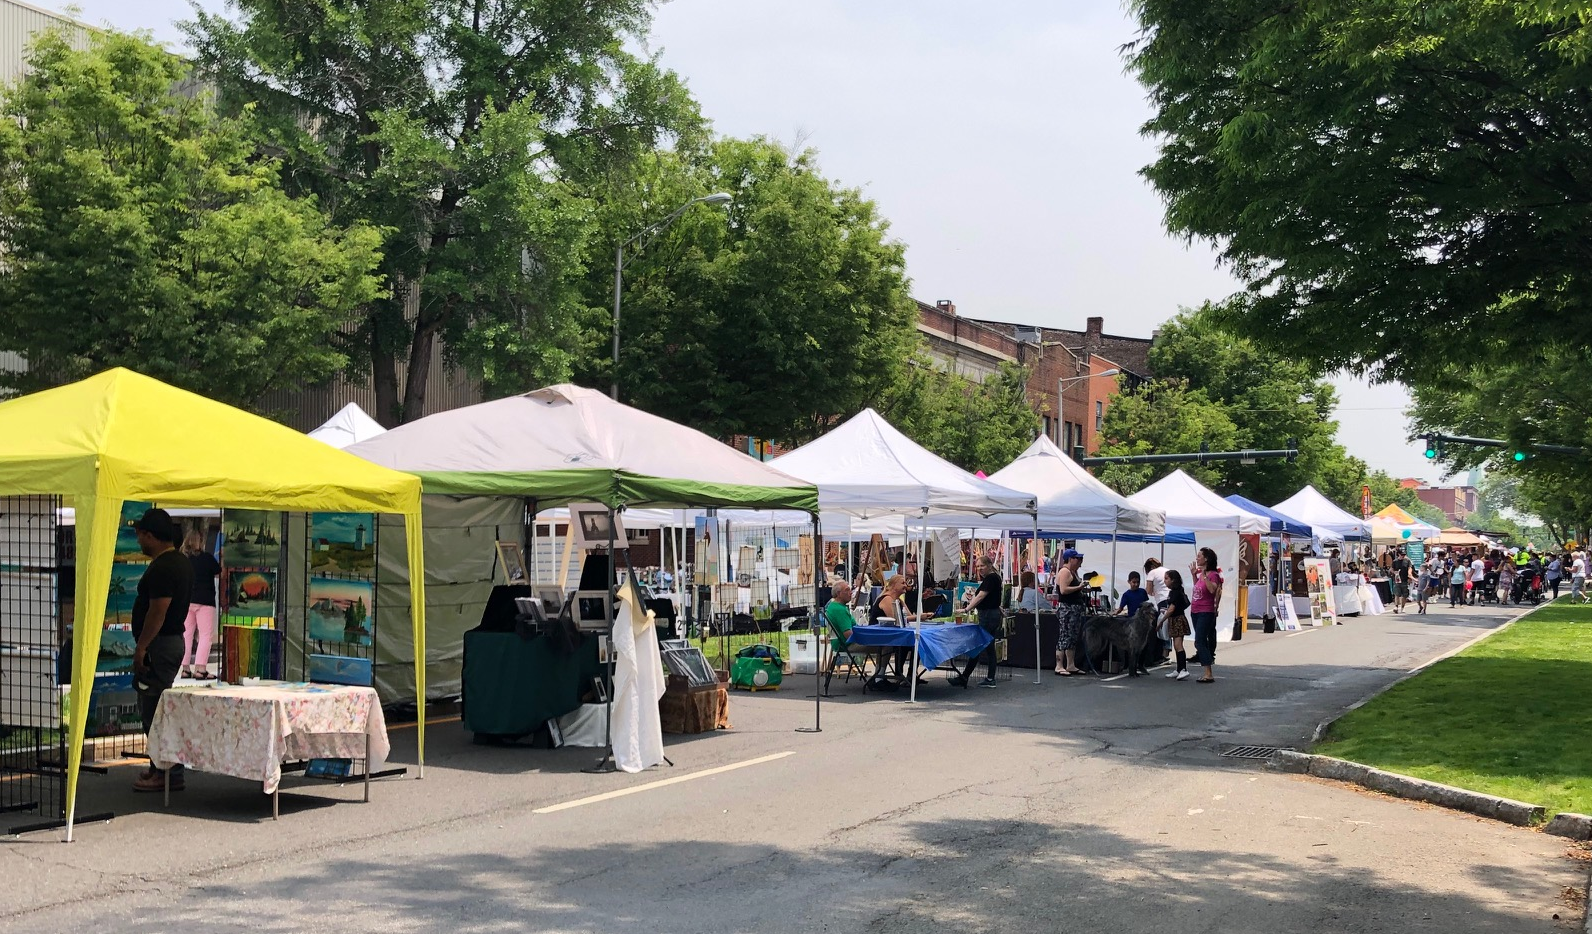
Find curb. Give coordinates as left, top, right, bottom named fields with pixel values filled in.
left=1310, top=600, right=1555, bottom=744
left=1271, top=750, right=1546, bottom=826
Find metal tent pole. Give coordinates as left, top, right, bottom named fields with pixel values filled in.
left=1032, top=511, right=1041, bottom=684
left=798, top=513, right=824, bottom=732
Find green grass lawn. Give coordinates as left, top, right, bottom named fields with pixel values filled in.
left=693, top=628, right=820, bottom=671
left=1315, top=597, right=1592, bottom=819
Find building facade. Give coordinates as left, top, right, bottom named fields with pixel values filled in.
left=1399, top=479, right=1479, bottom=525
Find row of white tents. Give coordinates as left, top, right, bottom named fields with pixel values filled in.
left=306, top=393, right=1406, bottom=674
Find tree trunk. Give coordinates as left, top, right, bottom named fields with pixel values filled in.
left=401, top=317, right=442, bottom=424
left=371, top=313, right=401, bottom=428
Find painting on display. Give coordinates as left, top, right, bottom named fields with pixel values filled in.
left=307, top=576, right=374, bottom=646
left=114, top=500, right=153, bottom=563
left=309, top=513, right=376, bottom=575
left=1302, top=557, right=1337, bottom=625
left=222, top=509, right=281, bottom=570
left=225, top=569, right=278, bottom=619
left=1275, top=594, right=1300, bottom=631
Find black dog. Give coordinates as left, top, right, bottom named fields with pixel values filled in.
left=1080, top=605, right=1158, bottom=677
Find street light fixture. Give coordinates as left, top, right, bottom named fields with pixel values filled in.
left=612, top=193, right=734, bottom=400
left=1056, top=368, right=1120, bottom=457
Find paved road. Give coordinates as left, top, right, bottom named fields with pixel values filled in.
left=3, top=602, right=1583, bottom=933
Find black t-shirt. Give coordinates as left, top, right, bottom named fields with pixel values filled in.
left=132, top=549, right=194, bottom=639
left=1392, top=557, right=1411, bottom=582
left=976, top=572, right=1002, bottom=610
left=1166, top=590, right=1190, bottom=615
left=188, top=551, right=222, bottom=605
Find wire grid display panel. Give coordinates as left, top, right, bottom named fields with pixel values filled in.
left=301, top=513, right=378, bottom=684
left=0, top=495, right=66, bottom=832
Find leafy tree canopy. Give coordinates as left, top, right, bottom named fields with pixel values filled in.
left=187, top=0, right=703, bottom=422
left=575, top=138, right=920, bottom=444
left=1127, top=1, right=1592, bottom=385
left=880, top=361, right=1042, bottom=474
left=0, top=30, right=383, bottom=408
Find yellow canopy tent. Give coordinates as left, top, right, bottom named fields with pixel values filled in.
left=1427, top=526, right=1486, bottom=547
left=0, top=369, right=428, bottom=840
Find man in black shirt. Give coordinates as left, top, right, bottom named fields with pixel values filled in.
left=129, top=508, right=193, bottom=792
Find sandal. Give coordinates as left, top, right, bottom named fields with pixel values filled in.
left=1196, top=677, right=1215, bottom=684
left=1054, top=668, right=1070, bottom=676
left=1066, top=668, right=1084, bottom=675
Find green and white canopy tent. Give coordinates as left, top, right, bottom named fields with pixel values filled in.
left=344, top=384, right=819, bottom=705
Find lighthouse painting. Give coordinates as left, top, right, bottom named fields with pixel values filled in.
left=309, top=513, right=377, bottom=574
left=307, top=576, right=374, bottom=645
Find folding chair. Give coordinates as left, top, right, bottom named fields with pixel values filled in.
left=822, top=613, right=876, bottom=693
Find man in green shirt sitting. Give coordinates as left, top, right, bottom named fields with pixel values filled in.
left=825, top=581, right=856, bottom=652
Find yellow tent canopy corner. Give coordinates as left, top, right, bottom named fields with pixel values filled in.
left=1426, top=527, right=1486, bottom=548
left=0, top=368, right=428, bottom=839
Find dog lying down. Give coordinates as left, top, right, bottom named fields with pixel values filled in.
left=1080, top=604, right=1158, bottom=677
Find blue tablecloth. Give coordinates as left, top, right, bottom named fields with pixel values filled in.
left=848, top=624, right=994, bottom=672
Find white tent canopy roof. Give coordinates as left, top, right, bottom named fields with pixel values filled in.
left=1127, top=469, right=1269, bottom=534
left=979, top=435, right=1165, bottom=536
left=307, top=402, right=388, bottom=449
left=1274, top=485, right=1371, bottom=542
left=770, top=408, right=1036, bottom=519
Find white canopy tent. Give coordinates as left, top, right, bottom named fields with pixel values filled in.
left=1127, top=470, right=1269, bottom=639
left=1274, top=485, right=1371, bottom=543
left=307, top=402, right=388, bottom=449
left=981, top=436, right=1165, bottom=538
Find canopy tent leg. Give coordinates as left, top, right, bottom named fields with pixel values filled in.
left=1110, top=533, right=1119, bottom=610
left=583, top=506, right=620, bottom=775
left=1032, top=513, right=1041, bottom=685
left=403, top=509, right=428, bottom=779
left=798, top=514, right=823, bottom=732
left=63, top=495, right=121, bottom=843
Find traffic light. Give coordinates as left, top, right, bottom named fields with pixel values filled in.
left=1422, top=435, right=1439, bottom=459
left=1512, top=450, right=1528, bottom=462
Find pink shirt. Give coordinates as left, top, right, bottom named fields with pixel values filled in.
left=1190, top=570, right=1222, bottom=614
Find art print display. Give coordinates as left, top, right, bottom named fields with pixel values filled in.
left=307, top=576, right=374, bottom=645
left=103, top=562, right=145, bottom=627
left=309, top=513, right=376, bottom=575
left=1302, top=557, right=1337, bottom=625
left=1275, top=594, right=1300, bottom=631
left=225, top=569, right=278, bottom=619
left=114, top=500, right=153, bottom=563
left=222, top=509, right=282, bottom=569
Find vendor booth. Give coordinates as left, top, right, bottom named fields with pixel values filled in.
left=346, top=384, right=819, bottom=769
left=0, top=369, right=428, bottom=840
left=1127, top=470, right=1268, bottom=640
left=1273, top=486, right=1371, bottom=543
left=766, top=409, right=1037, bottom=696
left=1370, top=504, right=1442, bottom=545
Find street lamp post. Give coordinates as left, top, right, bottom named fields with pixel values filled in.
left=612, top=192, right=734, bottom=401
left=1057, top=368, right=1119, bottom=459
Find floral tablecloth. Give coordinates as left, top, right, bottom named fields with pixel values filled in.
left=148, top=682, right=388, bottom=794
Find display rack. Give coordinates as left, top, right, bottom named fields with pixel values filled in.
left=217, top=509, right=287, bottom=681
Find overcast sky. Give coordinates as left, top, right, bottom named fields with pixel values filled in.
left=55, top=0, right=1453, bottom=485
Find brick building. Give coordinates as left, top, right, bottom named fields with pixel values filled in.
left=916, top=300, right=1152, bottom=457
left=1398, top=479, right=1479, bottom=526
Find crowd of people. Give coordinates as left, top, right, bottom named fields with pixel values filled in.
left=1381, top=545, right=1587, bottom=614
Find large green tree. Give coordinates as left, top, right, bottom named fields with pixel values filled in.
left=188, top=0, right=702, bottom=423
left=1092, top=379, right=1241, bottom=495
left=880, top=361, right=1042, bottom=473
left=0, top=30, right=383, bottom=407
left=575, top=139, right=920, bottom=443
left=1127, top=1, right=1592, bottom=385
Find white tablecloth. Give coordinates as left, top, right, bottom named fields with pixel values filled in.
left=148, top=682, right=388, bottom=794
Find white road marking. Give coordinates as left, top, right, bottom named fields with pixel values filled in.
left=1187, top=808, right=1204, bottom=815
left=531, top=752, right=795, bottom=814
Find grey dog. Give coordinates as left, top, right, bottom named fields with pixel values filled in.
left=1080, top=604, right=1158, bottom=677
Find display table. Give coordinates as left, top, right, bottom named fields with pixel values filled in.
left=1003, top=612, right=1058, bottom=671
left=848, top=623, right=994, bottom=700
left=461, top=629, right=603, bottom=741
left=148, top=682, right=388, bottom=817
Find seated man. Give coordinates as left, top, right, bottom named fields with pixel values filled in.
left=825, top=581, right=857, bottom=651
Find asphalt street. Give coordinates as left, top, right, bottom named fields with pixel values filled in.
left=3, top=600, right=1583, bottom=933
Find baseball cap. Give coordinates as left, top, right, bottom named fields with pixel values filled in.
left=1062, top=548, right=1083, bottom=561
left=134, top=507, right=180, bottom=543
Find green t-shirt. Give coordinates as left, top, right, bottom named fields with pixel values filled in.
left=824, top=599, right=855, bottom=651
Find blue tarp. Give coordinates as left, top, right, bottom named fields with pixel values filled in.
left=848, top=623, right=994, bottom=671
left=1224, top=495, right=1313, bottom=538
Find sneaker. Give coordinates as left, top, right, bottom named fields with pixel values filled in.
left=979, top=678, right=998, bottom=688
left=1165, top=669, right=1180, bottom=678
left=1175, top=670, right=1190, bottom=681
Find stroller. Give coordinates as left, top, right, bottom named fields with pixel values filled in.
left=1513, top=567, right=1542, bottom=605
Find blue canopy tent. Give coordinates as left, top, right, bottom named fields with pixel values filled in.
left=1224, top=495, right=1313, bottom=539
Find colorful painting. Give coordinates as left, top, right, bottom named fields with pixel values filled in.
left=103, top=563, right=145, bottom=626
left=307, top=576, right=374, bottom=646
left=222, top=509, right=281, bottom=569
left=114, top=501, right=153, bottom=563
left=225, top=569, right=278, bottom=619
left=309, top=512, right=376, bottom=574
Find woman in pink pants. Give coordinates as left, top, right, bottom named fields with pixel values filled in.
left=180, top=528, right=222, bottom=680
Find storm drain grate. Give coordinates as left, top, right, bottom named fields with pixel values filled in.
left=1220, top=745, right=1284, bottom=760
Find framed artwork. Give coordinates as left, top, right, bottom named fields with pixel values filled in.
left=222, top=509, right=281, bottom=570
left=114, top=501, right=153, bottom=563
left=307, top=576, right=375, bottom=645
left=1275, top=594, right=1299, bottom=631
left=224, top=569, right=278, bottom=619
left=496, top=541, right=528, bottom=584
left=572, top=504, right=626, bottom=550
left=309, top=512, right=376, bottom=575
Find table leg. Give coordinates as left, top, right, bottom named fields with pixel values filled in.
left=910, top=635, right=919, bottom=703
left=163, top=767, right=169, bottom=808
left=363, top=733, right=371, bottom=804
left=273, top=786, right=279, bottom=821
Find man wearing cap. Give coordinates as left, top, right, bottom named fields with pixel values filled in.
left=130, top=508, right=193, bottom=793
left=1053, top=548, right=1088, bottom=675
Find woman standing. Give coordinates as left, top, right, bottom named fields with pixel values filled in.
left=180, top=528, right=221, bottom=680
left=1159, top=569, right=1192, bottom=681
left=1053, top=548, right=1087, bottom=676
left=1188, top=547, right=1223, bottom=684
left=1546, top=554, right=1563, bottom=600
